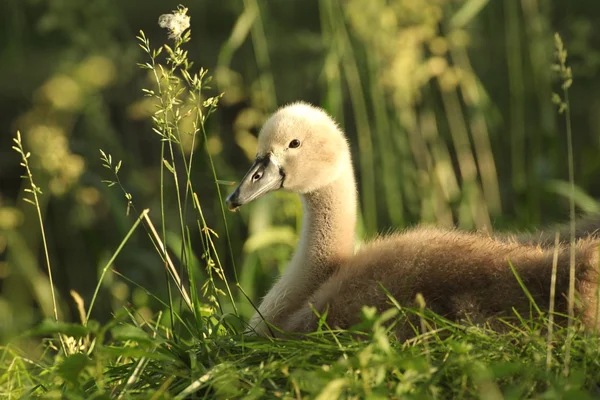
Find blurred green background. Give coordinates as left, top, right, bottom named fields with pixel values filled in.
left=2, top=0, right=600, bottom=343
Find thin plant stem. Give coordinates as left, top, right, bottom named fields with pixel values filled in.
left=416, top=293, right=431, bottom=364
left=505, top=0, right=527, bottom=193
left=146, top=31, right=186, bottom=328
left=86, top=209, right=149, bottom=324
left=166, top=139, right=188, bottom=269
left=563, top=86, right=576, bottom=376
left=161, top=142, right=176, bottom=333
left=12, top=131, right=66, bottom=354
left=552, top=32, right=575, bottom=375
left=330, top=0, right=377, bottom=233
left=142, top=30, right=178, bottom=331
left=193, top=127, right=240, bottom=316
left=546, top=232, right=560, bottom=371
left=244, top=0, right=278, bottom=109
left=142, top=212, right=193, bottom=310
left=12, top=132, right=58, bottom=323
left=100, top=146, right=177, bottom=332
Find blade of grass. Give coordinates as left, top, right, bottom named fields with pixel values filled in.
left=552, top=32, right=575, bottom=376
left=111, top=269, right=193, bottom=336
left=330, top=0, right=377, bottom=233
left=86, top=209, right=149, bottom=324
left=507, top=259, right=543, bottom=316
left=12, top=131, right=66, bottom=354
left=193, top=192, right=237, bottom=314
left=12, top=132, right=59, bottom=322
left=142, top=211, right=193, bottom=311
left=546, top=232, right=560, bottom=370
left=504, top=0, right=527, bottom=193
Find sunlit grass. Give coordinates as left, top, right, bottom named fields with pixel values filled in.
left=3, top=307, right=599, bottom=398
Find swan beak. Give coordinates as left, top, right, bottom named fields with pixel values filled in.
left=225, top=156, right=284, bottom=211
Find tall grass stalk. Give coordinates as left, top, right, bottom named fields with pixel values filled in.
left=505, top=0, right=527, bottom=193
left=193, top=192, right=238, bottom=315
left=521, top=0, right=553, bottom=222
left=99, top=151, right=180, bottom=293
left=327, top=0, right=377, bottom=234
left=12, top=132, right=58, bottom=322
left=137, top=9, right=239, bottom=320
left=12, top=131, right=66, bottom=355
left=142, top=18, right=215, bottom=319
left=86, top=209, right=149, bottom=324
left=100, top=145, right=178, bottom=330
left=151, top=35, right=189, bottom=316
left=138, top=30, right=178, bottom=327
left=318, top=0, right=345, bottom=131
left=552, top=32, right=575, bottom=375
left=244, top=0, right=277, bottom=110
left=439, top=89, right=490, bottom=229
left=419, top=108, right=457, bottom=226
left=159, top=145, right=176, bottom=331
left=142, top=212, right=193, bottom=310
left=546, top=232, right=560, bottom=370
left=447, top=36, right=501, bottom=216
left=367, top=56, right=405, bottom=227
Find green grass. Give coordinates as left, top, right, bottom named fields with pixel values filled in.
left=3, top=309, right=600, bottom=398
left=3, top=2, right=600, bottom=399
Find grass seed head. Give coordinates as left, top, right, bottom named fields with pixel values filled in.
left=158, top=6, right=191, bottom=40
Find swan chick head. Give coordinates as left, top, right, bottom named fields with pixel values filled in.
left=226, top=102, right=350, bottom=210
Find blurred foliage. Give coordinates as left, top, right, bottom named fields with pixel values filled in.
left=2, top=0, right=600, bottom=345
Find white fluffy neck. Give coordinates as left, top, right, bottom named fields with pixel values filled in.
left=292, top=165, right=357, bottom=281
left=250, top=156, right=357, bottom=333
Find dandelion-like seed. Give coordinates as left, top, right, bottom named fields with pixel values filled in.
left=158, top=6, right=190, bottom=40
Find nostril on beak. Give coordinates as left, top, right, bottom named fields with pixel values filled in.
left=252, top=171, right=263, bottom=181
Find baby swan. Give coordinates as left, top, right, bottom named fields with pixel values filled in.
left=226, top=102, right=600, bottom=340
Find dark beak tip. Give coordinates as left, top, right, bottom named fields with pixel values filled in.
left=227, top=202, right=241, bottom=212
left=225, top=191, right=241, bottom=212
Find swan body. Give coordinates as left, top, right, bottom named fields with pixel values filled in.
left=226, top=102, right=600, bottom=340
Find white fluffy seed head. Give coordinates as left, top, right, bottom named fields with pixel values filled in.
left=158, top=7, right=191, bottom=40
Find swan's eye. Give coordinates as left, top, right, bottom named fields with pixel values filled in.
left=289, top=139, right=301, bottom=149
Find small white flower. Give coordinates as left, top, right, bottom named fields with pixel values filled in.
left=158, top=7, right=190, bottom=40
